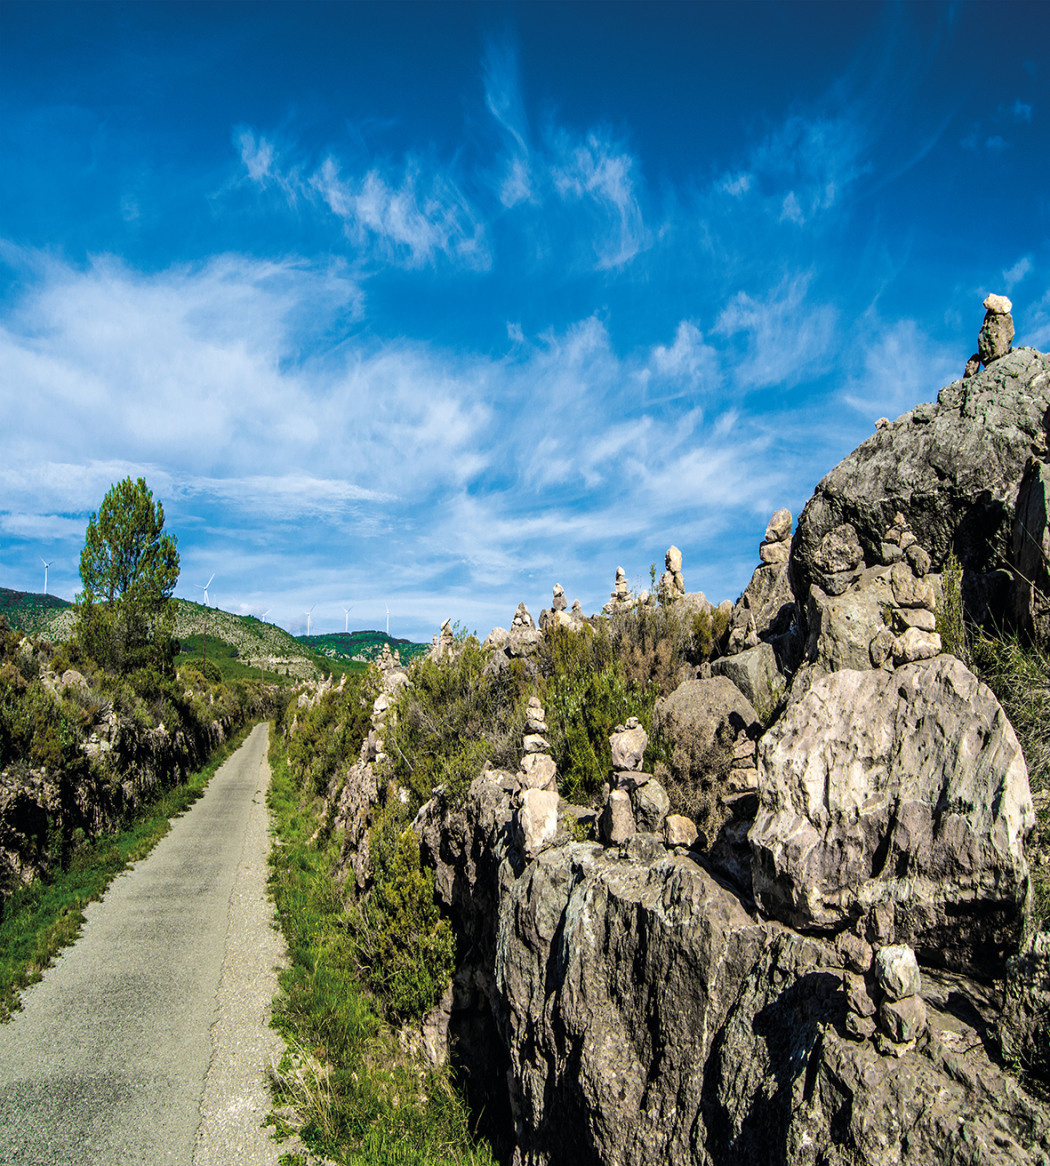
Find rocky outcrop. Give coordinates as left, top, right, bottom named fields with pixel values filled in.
left=412, top=768, right=1050, bottom=1165
left=726, top=509, right=797, bottom=664
left=1012, top=456, right=1050, bottom=642
left=791, top=346, right=1050, bottom=625
left=657, top=545, right=685, bottom=605
left=750, top=656, right=1034, bottom=974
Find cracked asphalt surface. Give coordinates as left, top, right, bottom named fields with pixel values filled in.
left=0, top=722, right=286, bottom=1166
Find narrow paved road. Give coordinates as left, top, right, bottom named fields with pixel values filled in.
left=0, top=722, right=286, bottom=1166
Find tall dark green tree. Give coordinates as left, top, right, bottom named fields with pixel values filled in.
left=74, top=477, right=180, bottom=673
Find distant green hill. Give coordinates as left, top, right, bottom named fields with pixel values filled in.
left=0, top=587, right=72, bottom=636
left=300, top=629, right=429, bottom=664
left=1, top=589, right=324, bottom=681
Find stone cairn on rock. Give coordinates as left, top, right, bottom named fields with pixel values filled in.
left=964, top=293, right=1014, bottom=378
left=759, top=508, right=792, bottom=565
left=513, top=695, right=560, bottom=859
left=428, top=618, right=456, bottom=663
left=603, top=566, right=633, bottom=614
left=658, top=546, right=685, bottom=604
left=868, top=514, right=942, bottom=667
left=843, top=943, right=927, bottom=1056
left=597, top=719, right=686, bottom=848
left=538, top=584, right=589, bottom=632
left=361, top=646, right=409, bottom=765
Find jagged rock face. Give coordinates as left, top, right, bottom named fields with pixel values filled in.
left=413, top=771, right=1050, bottom=1165
left=1012, top=457, right=1050, bottom=642
left=791, top=347, right=1050, bottom=618
left=750, top=656, right=1034, bottom=973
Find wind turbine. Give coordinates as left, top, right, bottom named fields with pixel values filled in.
left=343, top=605, right=353, bottom=633
left=41, top=559, right=51, bottom=596
left=385, top=604, right=390, bottom=637
left=195, top=574, right=214, bottom=607
left=260, top=608, right=271, bottom=622
left=305, top=604, right=316, bottom=637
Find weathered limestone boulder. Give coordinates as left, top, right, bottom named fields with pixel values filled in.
left=334, top=759, right=380, bottom=890
left=875, top=944, right=922, bottom=1001
left=598, top=788, right=635, bottom=845
left=1000, top=930, right=1050, bottom=1081
left=1012, top=457, right=1050, bottom=643
left=518, top=752, right=557, bottom=793
left=515, top=789, right=560, bottom=860
left=630, top=778, right=670, bottom=835
left=805, top=566, right=896, bottom=672
left=663, top=813, right=697, bottom=847
left=409, top=760, right=1050, bottom=1166
left=507, top=603, right=542, bottom=656
left=750, top=657, right=1035, bottom=973
left=711, top=640, right=784, bottom=712
left=727, top=509, right=798, bottom=658
left=978, top=292, right=1015, bottom=365
left=652, top=678, right=760, bottom=780
left=791, top=346, right=1050, bottom=623
left=610, top=719, right=647, bottom=771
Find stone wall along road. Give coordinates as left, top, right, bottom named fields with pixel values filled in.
left=0, top=721, right=286, bottom=1166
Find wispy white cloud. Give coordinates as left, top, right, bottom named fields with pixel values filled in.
left=840, top=317, right=959, bottom=420
left=713, top=277, right=836, bottom=391
left=1003, top=255, right=1032, bottom=289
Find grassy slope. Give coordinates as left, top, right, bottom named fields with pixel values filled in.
left=2, top=589, right=323, bottom=681
left=300, top=630, right=429, bottom=664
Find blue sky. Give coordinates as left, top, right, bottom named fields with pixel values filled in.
left=2, top=1, right=1048, bottom=641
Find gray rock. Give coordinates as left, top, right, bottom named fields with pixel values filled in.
left=610, top=725, right=648, bottom=772
left=978, top=308, right=1015, bottom=365
left=1000, top=930, right=1050, bottom=1081
left=791, top=348, right=1050, bottom=626
left=652, top=677, right=760, bottom=776
left=805, top=566, right=896, bottom=673
left=765, top=507, right=793, bottom=544
left=522, top=734, right=551, bottom=754
left=630, top=778, right=670, bottom=834
left=518, top=753, right=557, bottom=792
left=663, top=813, right=698, bottom=847
left=875, top=944, right=922, bottom=1002
left=845, top=972, right=876, bottom=1017
left=814, top=523, right=864, bottom=577
left=1012, top=457, right=1050, bottom=643
left=890, top=626, right=941, bottom=664
left=879, top=994, right=928, bottom=1044
left=845, top=1011, right=876, bottom=1040
left=598, top=788, right=635, bottom=845
left=758, top=539, right=790, bottom=565
left=710, top=641, right=784, bottom=713
left=515, top=789, right=560, bottom=860
left=750, top=657, right=1034, bottom=973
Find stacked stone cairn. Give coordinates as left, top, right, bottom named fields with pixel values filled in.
left=657, top=545, right=686, bottom=604
left=603, top=566, right=633, bottom=614
left=361, top=646, right=410, bottom=765
left=759, top=508, right=792, bottom=565
left=965, top=292, right=1014, bottom=377
left=428, top=617, right=456, bottom=663
left=597, top=719, right=686, bottom=847
left=513, top=696, right=560, bottom=859
left=868, top=514, right=942, bottom=667
left=843, top=943, right=927, bottom=1055
left=538, top=584, right=588, bottom=632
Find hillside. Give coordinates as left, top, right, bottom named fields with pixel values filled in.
left=0, top=591, right=323, bottom=681
left=300, top=629, right=429, bottom=664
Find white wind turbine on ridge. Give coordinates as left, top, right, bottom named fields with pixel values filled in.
left=41, top=559, right=51, bottom=596
left=305, top=604, right=316, bottom=637
left=343, top=605, right=353, bottom=634
left=195, top=574, right=214, bottom=607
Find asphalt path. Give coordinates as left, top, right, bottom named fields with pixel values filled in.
left=0, top=722, right=286, bottom=1166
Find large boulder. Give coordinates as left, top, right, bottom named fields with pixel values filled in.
left=791, top=347, right=1050, bottom=621
left=749, top=656, right=1035, bottom=973
left=651, top=677, right=760, bottom=769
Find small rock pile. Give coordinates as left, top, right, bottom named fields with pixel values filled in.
left=964, top=293, right=1014, bottom=378
left=658, top=546, right=685, bottom=604
left=598, top=719, right=675, bottom=846
left=843, top=944, right=927, bottom=1056
left=603, top=566, right=633, bottom=614
left=514, top=696, right=560, bottom=859
left=539, top=584, right=588, bottom=631
left=868, top=517, right=941, bottom=667
left=759, top=509, right=792, bottom=565
left=428, top=618, right=456, bottom=663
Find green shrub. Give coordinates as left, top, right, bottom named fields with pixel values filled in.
left=351, top=802, right=455, bottom=1023
left=383, top=638, right=528, bottom=808
left=936, top=551, right=967, bottom=661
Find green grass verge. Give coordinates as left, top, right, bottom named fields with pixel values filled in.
left=0, top=722, right=255, bottom=1022
left=266, top=734, right=496, bottom=1166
